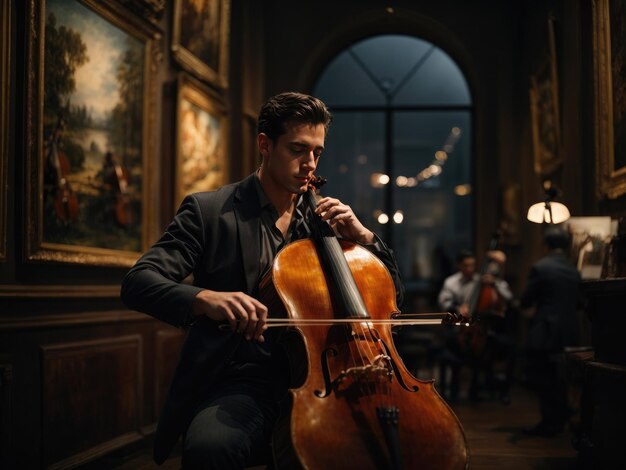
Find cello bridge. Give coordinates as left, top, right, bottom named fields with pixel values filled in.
left=337, top=354, right=393, bottom=384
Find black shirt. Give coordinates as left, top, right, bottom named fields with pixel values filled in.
left=226, top=175, right=309, bottom=375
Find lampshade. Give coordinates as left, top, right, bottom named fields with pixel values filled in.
left=527, top=201, right=570, bottom=224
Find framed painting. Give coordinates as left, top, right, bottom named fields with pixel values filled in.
left=529, top=18, right=562, bottom=178
left=0, top=0, right=10, bottom=261
left=175, top=74, right=228, bottom=207
left=564, top=216, right=614, bottom=279
left=593, top=0, right=626, bottom=199
left=499, top=182, right=522, bottom=246
left=172, top=0, right=230, bottom=90
left=24, top=0, right=161, bottom=266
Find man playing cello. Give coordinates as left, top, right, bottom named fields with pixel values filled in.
left=121, top=92, right=404, bottom=468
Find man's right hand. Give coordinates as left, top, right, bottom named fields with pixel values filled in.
left=457, top=303, right=470, bottom=318
left=191, top=290, right=268, bottom=342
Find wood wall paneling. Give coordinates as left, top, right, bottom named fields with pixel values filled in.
left=0, top=359, right=13, bottom=469
left=41, top=335, right=143, bottom=469
left=154, top=329, right=185, bottom=418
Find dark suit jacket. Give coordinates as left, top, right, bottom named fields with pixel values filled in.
left=120, top=173, right=404, bottom=463
left=520, top=251, right=581, bottom=352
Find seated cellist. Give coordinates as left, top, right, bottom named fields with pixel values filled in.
left=121, top=92, right=404, bottom=469
left=437, top=249, right=513, bottom=402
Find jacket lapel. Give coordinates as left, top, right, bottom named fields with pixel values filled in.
left=233, top=174, right=262, bottom=295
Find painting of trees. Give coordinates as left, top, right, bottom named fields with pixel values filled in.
left=41, top=0, right=146, bottom=252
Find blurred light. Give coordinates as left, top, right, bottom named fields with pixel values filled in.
left=435, top=151, right=447, bottom=162
left=428, top=164, right=442, bottom=176
left=527, top=202, right=570, bottom=224
left=370, top=173, right=390, bottom=188
left=406, top=177, right=417, bottom=187
left=454, top=184, right=472, bottom=196
left=451, top=127, right=461, bottom=136
left=393, top=211, right=404, bottom=224
left=527, top=181, right=571, bottom=224
left=443, top=144, right=453, bottom=153
left=396, top=175, right=408, bottom=187
left=377, top=213, right=389, bottom=224
left=386, top=6, right=395, bottom=13
left=357, top=154, right=368, bottom=164
left=338, top=164, right=348, bottom=174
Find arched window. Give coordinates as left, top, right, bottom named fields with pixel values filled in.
left=313, top=34, right=473, bottom=310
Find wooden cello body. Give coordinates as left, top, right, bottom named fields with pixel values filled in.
left=459, top=231, right=506, bottom=357
left=260, top=186, right=468, bottom=470
left=45, top=118, right=79, bottom=223
left=112, top=162, right=133, bottom=228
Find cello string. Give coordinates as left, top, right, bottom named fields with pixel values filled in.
left=365, top=323, right=392, bottom=406
left=346, top=318, right=390, bottom=409
left=349, top=320, right=379, bottom=409
left=345, top=322, right=377, bottom=407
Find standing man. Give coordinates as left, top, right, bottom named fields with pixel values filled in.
left=521, top=225, right=581, bottom=436
left=121, top=92, right=404, bottom=468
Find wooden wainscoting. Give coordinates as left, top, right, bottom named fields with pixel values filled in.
left=0, top=287, right=186, bottom=468
left=41, top=335, right=144, bottom=469
left=0, top=358, right=12, bottom=469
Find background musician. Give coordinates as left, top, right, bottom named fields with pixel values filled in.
left=121, top=92, right=404, bottom=469
left=437, top=249, right=513, bottom=402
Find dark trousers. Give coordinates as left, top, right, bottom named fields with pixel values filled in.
left=525, top=351, right=569, bottom=428
left=182, top=377, right=280, bottom=469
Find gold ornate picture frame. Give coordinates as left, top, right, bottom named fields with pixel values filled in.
left=529, top=18, right=562, bottom=178
left=24, top=0, right=161, bottom=267
left=593, top=0, right=626, bottom=199
left=175, top=74, right=228, bottom=208
left=172, top=0, right=230, bottom=90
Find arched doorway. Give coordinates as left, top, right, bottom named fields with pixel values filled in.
left=313, top=34, right=473, bottom=311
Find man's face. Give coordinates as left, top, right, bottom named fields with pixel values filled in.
left=458, top=257, right=476, bottom=280
left=259, top=122, right=325, bottom=195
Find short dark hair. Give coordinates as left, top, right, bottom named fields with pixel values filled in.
left=456, top=250, right=475, bottom=264
left=544, top=226, right=571, bottom=250
left=257, top=92, right=332, bottom=143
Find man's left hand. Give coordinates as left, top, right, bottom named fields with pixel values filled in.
left=316, top=197, right=375, bottom=244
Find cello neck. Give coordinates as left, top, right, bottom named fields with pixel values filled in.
left=467, top=230, right=501, bottom=317
left=302, top=188, right=370, bottom=320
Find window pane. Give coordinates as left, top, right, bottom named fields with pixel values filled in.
left=393, top=48, right=471, bottom=106
left=315, top=112, right=385, bottom=231
left=315, top=35, right=470, bottom=107
left=314, top=51, right=385, bottom=106
left=390, top=111, right=472, bottom=309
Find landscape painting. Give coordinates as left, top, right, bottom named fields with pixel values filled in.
left=41, top=0, right=145, bottom=253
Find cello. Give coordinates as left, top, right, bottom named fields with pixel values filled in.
left=259, top=177, right=468, bottom=470
left=103, top=152, right=133, bottom=228
left=44, top=117, right=79, bottom=224
left=459, top=230, right=506, bottom=358
left=112, top=159, right=133, bottom=228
